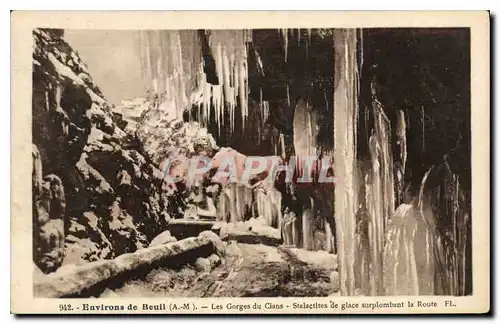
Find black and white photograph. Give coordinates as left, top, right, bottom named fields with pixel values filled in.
left=10, top=11, right=490, bottom=314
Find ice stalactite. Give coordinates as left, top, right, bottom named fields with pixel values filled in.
left=365, top=134, right=384, bottom=296
left=254, top=49, right=265, bottom=76
left=324, top=221, right=334, bottom=253
left=217, top=183, right=253, bottom=223
left=279, top=133, right=286, bottom=159
left=395, top=110, right=407, bottom=205
left=383, top=161, right=471, bottom=296
left=305, top=28, right=312, bottom=60
left=333, top=29, right=359, bottom=296
left=259, top=87, right=270, bottom=123
left=418, top=164, right=471, bottom=296
left=217, top=182, right=282, bottom=229
left=372, top=97, right=395, bottom=230
left=140, top=30, right=202, bottom=120
left=302, top=197, right=314, bottom=251
left=354, top=84, right=396, bottom=296
left=282, top=214, right=294, bottom=245
left=141, top=30, right=252, bottom=133
left=382, top=203, right=435, bottom=295
left=207, top=30, right=252, bottom=132
left=421, top=105, right=425, bottom=153
left=44, top=90, right=50, bottom=112
left=286, top=83, right=291, bottom=107
left=281, top=29, right=289, bottom=63
left=293, top=98, right=318, bottom=176
left=358, top=29, right=364, bottom=80
left=256, top=186, right=283, bottom=229
left=261, top=101, right=270, bottom=122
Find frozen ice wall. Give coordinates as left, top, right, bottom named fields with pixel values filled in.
left=333, top=29, right=359, bottom=296
left=140, top=30, right=252, bottom=132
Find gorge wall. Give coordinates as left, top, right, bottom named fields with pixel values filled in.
left=32, top=28, right=172, bottom=272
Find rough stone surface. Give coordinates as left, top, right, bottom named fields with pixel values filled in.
left=199, top=230, right=226, bottom=257
left=32, top=29, right=171, bottom=271
left=207, top=253, right=221, bottom=268
left=149, top=230, right=177, bottom=247
left=194, top=257, right=211, bottom=272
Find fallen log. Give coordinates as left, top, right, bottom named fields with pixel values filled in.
left=34, top=232, right=225, bottom=298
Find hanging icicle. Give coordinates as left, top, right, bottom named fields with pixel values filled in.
left=207, top=30, right=252, bottom=132
left=262, top=101, right=270, bottom=122
left=140, top=29, right=252, bottom=133
left=422, top=105, right=425, bottom=153
left=417, top=164, right=471, bottom=296
left=395, top=110, right=408, bottom=205
left=372, top=97, right=396, bottom=229
left=383, top=203, right=434, bottom=295
left=279, top=133, right=286, bottom=159
left=286, top=83, right=291, bottom=107
left=333, top=28, right=359, bottom=297
left=139, top=30, right=203, bottom=120
left=293, top=98, right=318, bottom=176
left=281, top=29, right=289, bottom=63
left=254, top=49, right=265, bottom=76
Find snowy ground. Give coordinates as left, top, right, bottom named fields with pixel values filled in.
left=99, top=242, right=339, bottom=298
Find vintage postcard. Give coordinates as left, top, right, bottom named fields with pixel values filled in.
left=11, top=11, right=490, bottom=315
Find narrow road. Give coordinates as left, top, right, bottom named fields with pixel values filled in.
left=101, top=243, right=339, bottom=298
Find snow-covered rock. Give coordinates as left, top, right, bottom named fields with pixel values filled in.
left=149, top=230, right=177, bottom=247
left=32, top=28, right=171, bottom=272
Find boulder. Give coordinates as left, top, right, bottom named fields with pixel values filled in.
left=194, top=257, right=211, bottom=272
left=207, top=253, right=221, bottom=268
left=100, top=288, right=120, bottom=298
left=199, top=230, right=226, bottom=257
left=32, top=169, right=67, bottom=273
left=149, top=230, right=177, bottom=247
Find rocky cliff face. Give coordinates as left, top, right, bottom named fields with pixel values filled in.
left=32, top=29, right=170, bottom=273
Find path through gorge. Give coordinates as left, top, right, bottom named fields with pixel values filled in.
left=101, top=243, right=338, bottom=298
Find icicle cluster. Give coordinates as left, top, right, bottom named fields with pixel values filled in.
left=208, top=30, right=252, bottom=132
left=141, top=30, right=252, bottom=133
left=356, top=96, right=397, bottom=296
left=217, top=183, right=253, bottom=223
left=382, top=203, right=435, bottom=295
left=382, top=158, right=470, bottom=296
left=419, top=165, right=470, bottom=296
left=293, top=98, right=318, bottom=176
left=140, top=30, right=202, bottom=120
left=280, top=29, right=314, bottom=62
left=332, top=29, right=359, bottom=296
left=217, top=182, right=282, bottom=229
